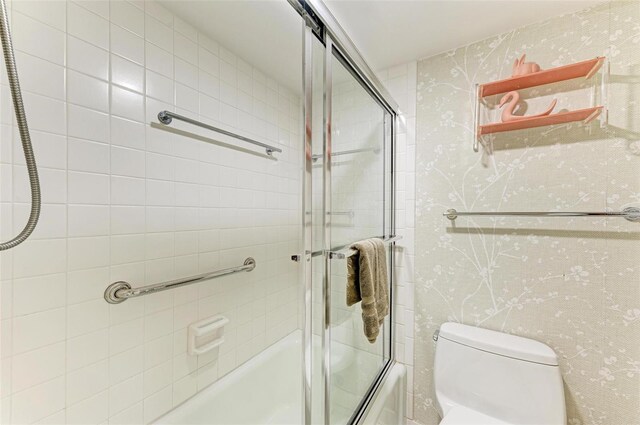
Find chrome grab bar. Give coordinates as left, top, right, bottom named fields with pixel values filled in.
left=104, top=258, right=256, bottom=304
left=444, top=207, right=640, bottom=223
left=157, top=110, right=282, bottom=156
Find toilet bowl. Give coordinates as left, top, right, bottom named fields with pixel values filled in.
left=433, top=323, right=566, bottom=425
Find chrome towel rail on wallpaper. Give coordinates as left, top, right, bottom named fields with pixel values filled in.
left=291, top=235, right=402, bottom=262
left=444, top=207, right=640, bottom=223
left=157, top=110, right=282, bottom=156
left=104, top=258, right=256, bottom=304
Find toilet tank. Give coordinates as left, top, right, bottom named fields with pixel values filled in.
left=433, top=323, right=566, bottom=425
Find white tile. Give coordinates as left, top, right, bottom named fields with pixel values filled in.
left=111, top=116, right=145, bottom=150
left=144, top=1, right=173, bottom=27
left=66, top=329, right=109, bottom=371
left=111, top=206, right=145, bottom=235
left=111, top=0, right=144, bottom=36
left=146, top=180, right=174, bottom=206
left=11, top=342, right=65, bottom=393
left=13, top=12, right=65, bottom=65
left=34, top=408, right=66, bottom=424
left=109, top=319, right=143, bottom=355
left=73, top=0, right=109, bottom=19
left=12, top=307, right=65, bottom=354
left=145, top=14, right=173, bottom=52
left=12, top=239, right=67, bottom=278
left=143, top=360, right=172, bottom=398
left=67, top=35, right=109, bottom=81
left=108, top=373, right=142, bottom=417
left=109, top=346, right=143, bottom=385
left=108, top=401, right=143, bottom=425
left=111, top=86, right=145, bottom=122
left=68, top=205, right=110, bottom=237
left=111, top=176, right=145, bottom=206
left=199, top=71, right=219, bottom=99
left=15, top=52, right=65, bottom=100
left=111, top=146, right=145, bottom=178
left=13, top=0, right=66, bottom=31
left=22, top=92, right=66, bottom=135
left=111, top=24, right=145, bottom=65
left=68, top=1, right=109, bottom=50
left=175, top=58, right=198, bottom=89
left=13, top=130, right=66, bottom=170
left=111, top=55, right=144, bottom=94
left=198, top=34, right=219, bottom=56
left=172, top=372, right=196, bottom=406
left=68, top=171, right=109, bottom=204
left=68, top=104, right=110, bottom=144
left=13, top=203, right=66, bottom=240
left=173, top=17, right=197, bottom=41
left=175, top=83, right=198, bottom=113
left=67, top=70, right=109, bottom=112
left=67, top=236, right=110, bottom=271
left=68, top=138, right=110, bottom=174
left=66, top=360, right=108, bottom=405
left=198, top=48, right=219, bottom=77
left=146, top=42, right=173, bottom=78
left=110, top=234, right=145, bottom=265
left=67, top=267, right=110, bottom=305
left=13, top=166, right=66, bottom=204
left=143, top=335, right=172, bottom=369
left=200, top=94, right=220, bottom=121
left=66, top=390, right=108, bottom=425
left=67, top=299, right=109, bottom=338
left=13, top=273, right=66, bottom=316
left=143, top=308, right=173, bottom=342
left=11, top=376, right=65, bottom=424
left=174, top=32, right=197, bottom=65
left=145, top=71, right=172, bottom=105
left=143, top=385, right=172, bottom=423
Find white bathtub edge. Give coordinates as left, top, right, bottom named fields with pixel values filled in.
left=360, top=362, right=407, bottom=425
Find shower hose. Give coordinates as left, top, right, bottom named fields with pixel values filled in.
left=0, top=0, right=41, bottom=251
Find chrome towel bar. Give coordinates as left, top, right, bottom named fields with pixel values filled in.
left=290, top=235, right=402, bottom=262
left=444, top=207, right=640, bottom=223
left=329, top=235, right=402, bottom=259
left=311, top=146, right=379, bottom=162
left=104, top=258, right=256, bottom=304
left=157, top=110, right=282, bottom=156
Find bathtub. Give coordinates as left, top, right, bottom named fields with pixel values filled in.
left=156, top=331, right=405, bottom=424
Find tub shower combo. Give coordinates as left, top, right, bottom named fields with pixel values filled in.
left=0, top=0, right=404, bottom=423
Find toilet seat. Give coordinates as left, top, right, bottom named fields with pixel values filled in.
left=440, top=406, right=510, bottom=425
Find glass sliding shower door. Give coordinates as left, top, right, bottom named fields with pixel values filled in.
left=327, top=48, right=392, bottom=425
left=302, top=21, right=396, bottom=423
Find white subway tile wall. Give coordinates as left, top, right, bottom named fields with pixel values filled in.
left=0, top=0, right=302, bottom=423
left=379, top=61, right=417, bottom=421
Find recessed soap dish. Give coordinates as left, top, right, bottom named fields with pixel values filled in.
left=188, top=315, right=229, bottom=356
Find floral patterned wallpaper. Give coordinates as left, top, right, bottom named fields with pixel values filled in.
left=414, top=1, right=640, bottom=424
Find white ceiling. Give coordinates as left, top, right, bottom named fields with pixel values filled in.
left=325, top=0, right=604, bottom=71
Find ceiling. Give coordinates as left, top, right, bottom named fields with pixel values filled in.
left=324, top=0, right=604, bottom=70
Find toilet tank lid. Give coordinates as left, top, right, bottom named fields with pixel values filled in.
left=438, top=323, right=558, bottom=366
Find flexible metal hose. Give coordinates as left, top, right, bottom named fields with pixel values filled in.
left=0, top=0, right=40, bottom=251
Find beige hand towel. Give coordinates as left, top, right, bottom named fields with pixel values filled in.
left=346, top=238, right=389, bottom=343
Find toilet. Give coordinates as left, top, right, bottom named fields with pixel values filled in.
left=433, top=322, right=566, bottom=425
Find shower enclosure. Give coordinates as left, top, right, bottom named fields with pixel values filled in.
left=0, top=0, right=399, bottom=424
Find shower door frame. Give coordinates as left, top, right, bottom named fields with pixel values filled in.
left=294, top=0, right=400, bottom=423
